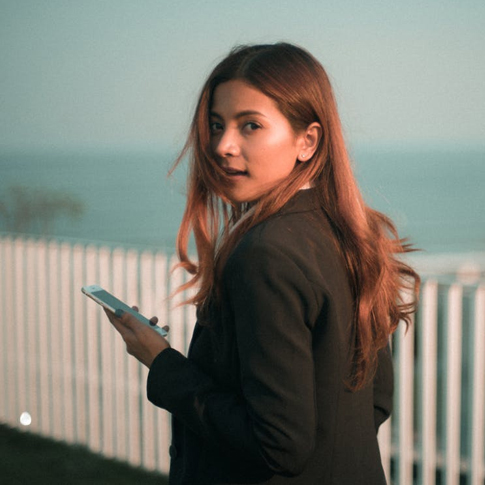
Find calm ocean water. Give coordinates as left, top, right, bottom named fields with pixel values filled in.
left=1, top=146, right=484, bottom=255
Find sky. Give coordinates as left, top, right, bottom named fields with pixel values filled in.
left=1, top=0, right=484, bottom=152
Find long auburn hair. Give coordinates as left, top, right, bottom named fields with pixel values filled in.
left=172, top=43, right=420, bottom=391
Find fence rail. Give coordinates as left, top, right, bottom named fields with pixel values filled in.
left=1, top=236, right=484, bottom=484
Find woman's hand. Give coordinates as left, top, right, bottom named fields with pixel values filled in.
left=104, top=306, right=170, bottom=368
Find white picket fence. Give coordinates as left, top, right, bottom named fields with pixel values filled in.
left=0, top=235, right=484, bottom=484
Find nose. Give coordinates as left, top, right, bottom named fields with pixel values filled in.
left=213, top=128, right=240, bottom=158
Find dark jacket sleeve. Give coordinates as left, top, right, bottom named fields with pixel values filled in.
left=373, top=344, right=394, bottom=432
left=147, top=238, right=321, bottom=476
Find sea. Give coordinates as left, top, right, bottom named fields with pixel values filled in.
left=1, top=146, right=484, bottom=267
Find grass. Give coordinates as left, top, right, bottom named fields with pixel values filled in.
left=0, top=424, right=169, bottom=484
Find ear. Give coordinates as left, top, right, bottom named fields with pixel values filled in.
left=297, top=122, right=322, bottom=162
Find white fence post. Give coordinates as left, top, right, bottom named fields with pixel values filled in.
left=445, top=284, right=463, bottom=485
left=3, top=238, right=17, bottom=428
left=24, top=240, right=38, bottom=433
left=0, top=238, right=6, bottom=424
left=98, top=245, right=115, bottom=458
left=470, top=285, right=485, bottom=485
left=72, top=243, right=88, bottom=444
left=37, top=239, right=51, bottom=437
left=397, top=303, right=416, bottom=485
left=85, top=245, right=102, bottom=452
left=13, top=239, right=27, bottom=432
left=421, top=280, right=438, bottom=485
left=112, top=247, right=129, bottom=461
left=125, top=249, right=142, bottom=467
left=48, top=240, right=65, bottom=442
left=60, top=242, right=75, bottom=443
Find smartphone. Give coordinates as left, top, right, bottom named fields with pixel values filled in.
left=81, top=285, right=168, bottom=337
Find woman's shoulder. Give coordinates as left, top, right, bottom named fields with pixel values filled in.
left=226, top=194, right=344, bottom=287
left=239, top=210, right=328, bottom=255
left=238, top=191, right=337, bottom=258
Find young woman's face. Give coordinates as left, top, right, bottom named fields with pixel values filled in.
left=210, top=80, right=305, bottom=204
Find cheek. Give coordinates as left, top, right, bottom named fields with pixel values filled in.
left=254, top=132, right=298, bottom=160
left=266, top=137, right=299, bottom=170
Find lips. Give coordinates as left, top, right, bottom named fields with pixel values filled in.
left=222, top=166, right=248, bottom=176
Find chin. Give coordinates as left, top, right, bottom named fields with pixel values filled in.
left=225, top=186, right=266, bottom=205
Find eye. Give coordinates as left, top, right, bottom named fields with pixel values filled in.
left=243, top=121, right=261, bottom=132
left=209, top=121, right=223, bottom=134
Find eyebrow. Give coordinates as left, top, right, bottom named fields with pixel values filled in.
left=210, top=110, right=267, bottom=120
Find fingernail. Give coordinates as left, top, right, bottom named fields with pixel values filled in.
left=115, top=309, right=124, bottom=318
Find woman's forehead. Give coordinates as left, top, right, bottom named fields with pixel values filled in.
left=210, top=80, right=283, bottom=119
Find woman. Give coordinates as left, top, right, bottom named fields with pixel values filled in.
left=106, top=43, right=420, bottom=484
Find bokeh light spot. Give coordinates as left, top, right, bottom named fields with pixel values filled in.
left=20, top=412, right=32, bottom=426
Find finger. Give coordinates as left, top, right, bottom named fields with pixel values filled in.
left=149, top=316, right=159, bottom=326
left=114, top=309, right=125, bottom=318
left=104, top=308, right=119, bottom=324
left=131, top=305, right=139, bottom=312
left=118, top=311, right=139, bottom=327
left=162, top=325, right=170, bottom=333
left=115, top=309, right=134, bottom=328
left=104, top=309, right=130, bottom=337
left=104, top=307, right=124, bottom=322
left=110, top=316, right=126, bottom=334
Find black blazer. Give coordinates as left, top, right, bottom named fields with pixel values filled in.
left=147, top=189, right=393, bottom=484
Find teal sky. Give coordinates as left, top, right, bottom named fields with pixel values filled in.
left=1, top=0, right=484, bottom=151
